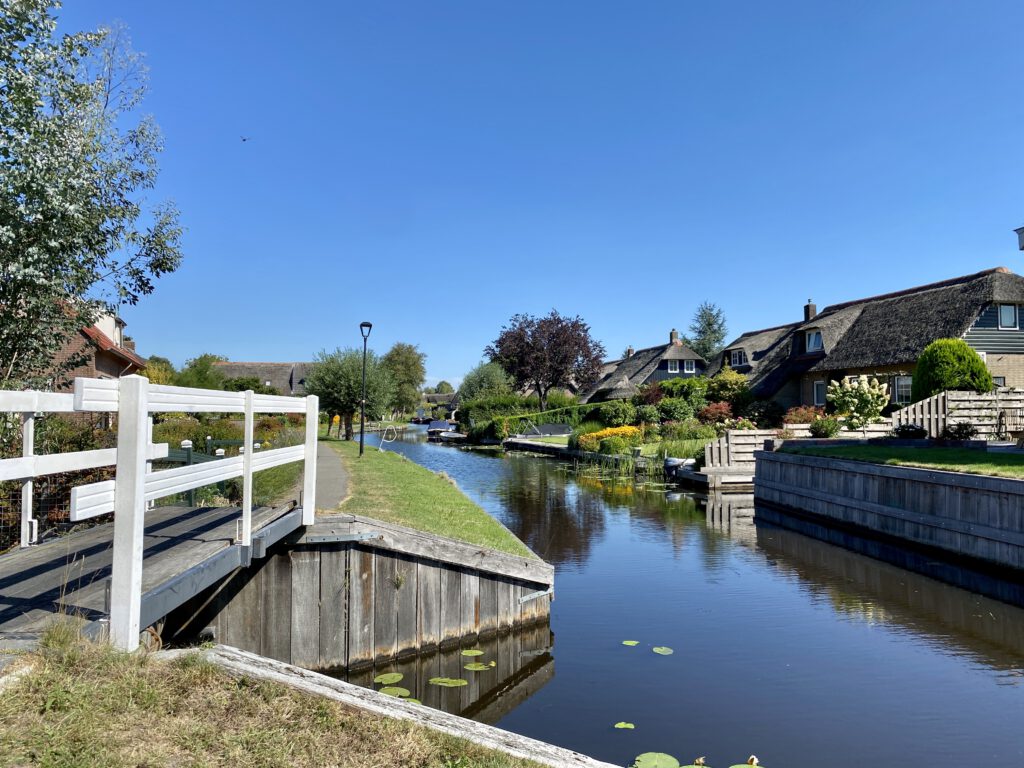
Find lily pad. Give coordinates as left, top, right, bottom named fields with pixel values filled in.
left=373, top=672, right=404, bottom=685
left=378, top=686, right=411, bottom=697
left=633, top=753, right=680, bottom=768
left=461, top=649, right=484, bottom=657
left=428, top=676, right=468, bottom=687
left=622, top=640, right=640, bottom=646
left=614, top=722, right=635, bottom=729
left=465, top=662, right=492, bottom=672
left=652, top=646, right=674, bottom=655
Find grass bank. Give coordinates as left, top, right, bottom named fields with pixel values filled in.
left=325, top=437, right=534, bottom=559
left=782, top=445, right=1024, bottom=480
left=0, top=623, right=542, bottom=768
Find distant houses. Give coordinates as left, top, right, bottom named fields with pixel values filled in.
left=711, top=267, right=1024, bottom=409
left=211, top=362, right=313, bottom=396
left=579, top=329, right=707, bottom=403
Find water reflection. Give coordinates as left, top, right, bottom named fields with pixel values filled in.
left=342, top=623, right=554, bottom=723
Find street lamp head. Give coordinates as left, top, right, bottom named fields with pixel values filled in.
left=360, top=321, right=373, bottom=339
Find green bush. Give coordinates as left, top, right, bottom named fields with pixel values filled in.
left=940, top=422, right=979, bottom=440
left=599, top=436, right=630, bottom=455
left=635, top=404, right=661, bottom=424
left=597, top=400, right=636, bottom=427
left=809, top=416, right=842, bottom=438
left=660, top=377, right=709, bottom=411
left=657, top=397, right=693, bottom=422
left=661, top=419, right=718, bottom=441
left=890, top=423, right=928, bottom=439
left=742, top=399, right=784, bottom=428
left=568, top=420, right=605, bottom=451
left=706, top=367, right=751, bottom=410
left=912, top=338, right=994, bottom=402
left=656, top=439, right=708, bottom=461
left=458, top=394, right=532, bottom=425
left=784, top=405, right=824, bottom=424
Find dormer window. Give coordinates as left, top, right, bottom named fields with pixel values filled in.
left=806, top=329, right=823, bottom=352
left=730, top=349, right=747, bottom=367
left=667, top=360, right=680, bottom=373
left=999, top=304, right=1018, bottom=330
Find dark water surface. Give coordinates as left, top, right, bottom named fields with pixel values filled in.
left=360, top=428, right=1024, bottom=768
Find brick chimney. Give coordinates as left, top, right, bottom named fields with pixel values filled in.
left=1016, top=226, right=1024, bottom=251
left=669, top=328, right=680, bottom=345
left=123, top=337, right=136, bottom=352
left=804, top=300, right=817, bottom=322
left=626, top=346, right=634, bottom=357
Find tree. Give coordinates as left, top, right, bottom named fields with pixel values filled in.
left=304, top=348, right=395, bottom=439
left=434, top=380, right=455, bottom=394
left=0, top=6, right=183, bottom=389
left=912, top=339, right=993, bottom=403
left=223, top=376, right=279, bottom=395
left=381, top=342, right=426, bottom=417
left=175, top=354, right=226, bottom=390
left=485, top=310, right=605, bottom=411
left=706, top=367, right=750, bottom=409
left=140, top=355, right=175, bottom=385
left=458, top=361, right=513, bottom=402
left=686, top=302, right=727, bottom=362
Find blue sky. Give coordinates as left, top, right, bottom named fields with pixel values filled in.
left=58, top=1, right=1024, bottom=386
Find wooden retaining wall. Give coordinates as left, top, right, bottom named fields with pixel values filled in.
left=754, top=451, right=1024, bottom=571
left=165, top=514, right=554, bottom=670
left=891, top=387, right=1024, bottom=439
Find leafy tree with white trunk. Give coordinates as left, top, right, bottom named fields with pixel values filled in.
left=0, top=3, right=183, bottom=389
left=305, top=348, right=395, bottom=440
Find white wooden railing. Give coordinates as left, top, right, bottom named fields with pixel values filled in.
left=0, top=375, right=319, bottom=651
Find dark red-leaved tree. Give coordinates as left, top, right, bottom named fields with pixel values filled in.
left=485, top=310, right=605, bottom=411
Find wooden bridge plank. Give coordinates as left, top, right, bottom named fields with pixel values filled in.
left=289, top=549, right=320, bottom=669
left=318, top=546, right=347, bottom=670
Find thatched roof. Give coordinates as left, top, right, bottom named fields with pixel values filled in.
left=211, top=361, right=313, bottom=395
left=717, top=267, right=1024, bottom=398
left=579, top=338, right=706, bottom=402
left=424, top=393, right=456, bottom=405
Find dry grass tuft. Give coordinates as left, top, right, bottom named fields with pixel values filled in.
left=0, top=624, right=542, bottom=768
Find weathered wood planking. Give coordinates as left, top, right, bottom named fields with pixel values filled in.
left=289, top=549, right=320, bottom=668
left=755, top=451, right=1024, bottom=570
left=347, top=546, right=375, bottom=667
left=318, top=546, right=347, bottom=670
left=417, top=562, right=441, bottom=651
left=395, top=554, right=418, bottom=656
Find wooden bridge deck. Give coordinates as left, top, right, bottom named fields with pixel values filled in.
left=0, top=503, right=299, bottom=643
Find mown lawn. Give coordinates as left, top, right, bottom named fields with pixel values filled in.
left=0, top=623, right=544, bottom=768
left=325, top=437, right=534, bottom=559
left=782, top=445, right=1024, bottom=480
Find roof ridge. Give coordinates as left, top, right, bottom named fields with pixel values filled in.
left=735, top=321, right=802, bottom=339
left=819, top=267, right=1012, bottom=314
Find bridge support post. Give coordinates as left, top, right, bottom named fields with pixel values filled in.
left=302, top=394, right=319, bottom=525
left=110, top=375, right=149, bottom=651
left=240, top=390, right=254, bottom=546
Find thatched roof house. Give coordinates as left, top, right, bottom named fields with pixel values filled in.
left=714, top=267, right=1024, bottom=408
left=580, top=329, right=708, bottom=403
left=211, top=361, right=313, bottom=396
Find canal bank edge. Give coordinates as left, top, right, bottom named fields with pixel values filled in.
left=754, top=450, right=1024, bottom=572
left=158, top=644, right=620, bottom=768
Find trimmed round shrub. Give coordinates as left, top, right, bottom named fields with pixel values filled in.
left=635, top=404, right=661, bottom=424
left=598, top=400, right=637, bottom=427
left=657, top=397, right=693, bottom=423
left=809, top=416, right=841, bottom=438
left=912, top=338, right=993, bottom=403
left=599, top=436, right=630, bottom=455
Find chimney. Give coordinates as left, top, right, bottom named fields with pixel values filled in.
left=123, top=337, right=136, bottom=352
left=804, top=300, right=817, bottom=322
left=669, top=328, right=680, bottom=345
left=1016, top=226, right=1024, bottom=251
left=626, top=346, right=634, bottom=358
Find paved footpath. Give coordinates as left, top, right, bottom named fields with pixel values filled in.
left=315, top=441, right=348, bottom=511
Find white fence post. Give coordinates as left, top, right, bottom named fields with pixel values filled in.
left=302, top=394, right=319, bottom=525
left=110, top=375, right=149, bottom=651
left=240, top=390, right=254, bottom=546
left=20, top=412, right=36, bottom=547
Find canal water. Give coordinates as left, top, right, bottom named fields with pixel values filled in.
left=358, top=428, right=1024, bottom=768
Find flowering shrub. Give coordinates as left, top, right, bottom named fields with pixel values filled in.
left=783, top=405, right=824, bottom=424
left=577, top=426, right=643, bottom=452
left=827, top=376, right=889, bottom=430
left=698, top=401, right=733, bottom=424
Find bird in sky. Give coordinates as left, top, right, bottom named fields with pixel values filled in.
left=240, top=135, right=252, bottom=143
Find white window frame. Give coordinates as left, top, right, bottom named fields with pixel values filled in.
left=667, top=360, right=680, bottom=374
left=730, top=349, right=747, bottom=367
left=813, top=380, right=826, bottom=406
left=806, top=329, right=823, bottom=352
left=998, top=304, right=1018, bottom=330
left=684, top=359, right=695, bottom=374
left=894, top=375, right=913, bottom=405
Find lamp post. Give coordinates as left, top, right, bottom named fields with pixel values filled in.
left=359, top=321, right=372, bottom=456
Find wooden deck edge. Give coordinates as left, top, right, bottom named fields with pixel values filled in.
left=158, top=645, right=618, bottom=768
left=300, top=514, right=555, bottom=586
